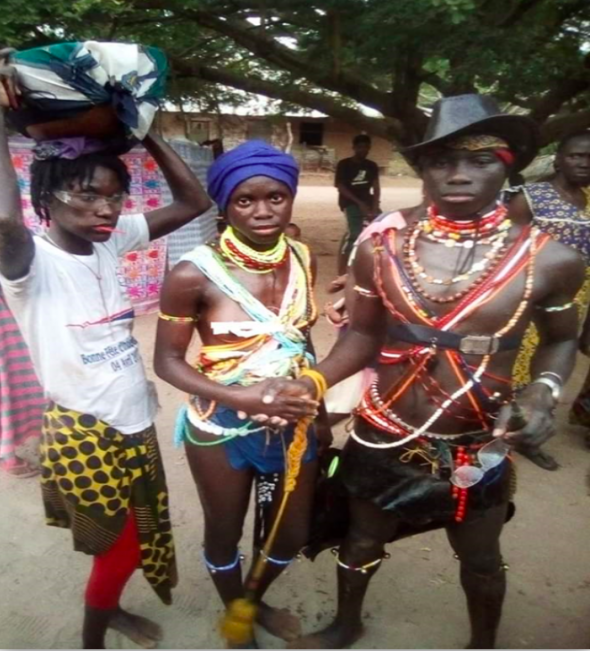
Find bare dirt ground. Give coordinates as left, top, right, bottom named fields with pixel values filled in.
left=1, top=178, right=589, bottom=649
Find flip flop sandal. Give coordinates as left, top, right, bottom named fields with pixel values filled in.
left=4, top=462, right=41, bottom=478
left=517, top=447, right=559, bottom=471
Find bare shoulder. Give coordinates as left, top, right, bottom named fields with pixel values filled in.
left=535, top=236, right=585, bottom=298
left=506, top=189, right=533, bottom=225
left=166, top=259, right=208, bottom=286
left=355, top=236, right=377, bottom=262
left=353, top=237, right=378, bottom=286
left=160, top=259, right=210, bottom=301
left=400, top=203, right=426, bottom=225
left=538, top=236, right=584, bottom=271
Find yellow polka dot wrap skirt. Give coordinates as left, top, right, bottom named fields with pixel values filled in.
left=40, top=402, right=177, bottom=604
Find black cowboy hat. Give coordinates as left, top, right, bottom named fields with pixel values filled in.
left=403, top=94, right=539, bottom=172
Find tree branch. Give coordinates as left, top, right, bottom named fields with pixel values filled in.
left=529, top=52, right=590, bottom=122
left=491, top=0, right=546, bottom=28
left=391, top=49, right=430, bottom=140
left=485, top=0, right=587, bottom=29
left=118, top=15, right=188, bottom=27
left=530, top=79, right=590, bottom=123
left=540, top=109, right=590, bottom=146
left=170, top=57, right=406, bottom=143
left=193, top=12, right=391, bottom=113
left=133, top=0, right=393, bottom=115
left=418, top=71, right=454, bottom=97
left=212, top=0, right=315, bottom=13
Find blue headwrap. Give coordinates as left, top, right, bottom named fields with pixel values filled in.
left=207, top=140, right=299, bottom=212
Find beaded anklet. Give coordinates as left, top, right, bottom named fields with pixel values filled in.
left=260, top=550, right=297, bottom=566
left=203, top=550, right=245, bottom=573
left=453, top=553, right=510, bottom=573
left=331, top=548, right=390, bottom=574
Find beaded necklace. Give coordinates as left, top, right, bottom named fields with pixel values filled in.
left=421, top=210, right=511, bottom=249
left=180, top=239, right=316, bottom=388
left=383, top=226, right=529, bottom=325
left=355, top=225, right=549, bottom=447
left=220, top=226, right=289, bottom=274
left=355, top=225, right=550, bottom=524
left=406, top=222, right=510, bottom=288
left=174, top=239, right=317, bottom=441
left=381, top=226, right=542, bottom=335
left=427, top=203, right=508, bottom=239
left=421, top=227, right=510, bottom=249
left=402, top=203, right=512, bottom=302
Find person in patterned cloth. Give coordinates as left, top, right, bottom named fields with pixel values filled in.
left=509, top=129, right=590, bottom=469
left=0, top=290, right=45, bottom=477
left=0, top=57, right=211, bottom=649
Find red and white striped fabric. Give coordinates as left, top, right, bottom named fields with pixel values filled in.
left=0, top=294, right=45, bottom=471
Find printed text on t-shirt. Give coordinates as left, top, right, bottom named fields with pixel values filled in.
left=80, top=336, right=140, bottom=373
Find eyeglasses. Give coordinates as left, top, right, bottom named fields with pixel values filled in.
left=53, top=190, right=127, bottom=210
left=450, top=438, right=509, bottom=489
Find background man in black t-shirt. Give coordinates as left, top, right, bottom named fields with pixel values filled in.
left=335, top=134, right=380, bottom=273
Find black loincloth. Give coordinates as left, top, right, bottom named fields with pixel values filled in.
left=304, top=418, right=514, bottom=560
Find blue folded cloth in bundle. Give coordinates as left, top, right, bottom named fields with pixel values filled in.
left=8, top=41, right=168, bottom=145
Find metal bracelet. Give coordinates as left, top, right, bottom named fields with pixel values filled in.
left=534, top=302, right=574, bottom=313
left=539, top=371, right=564, bottom=386
left=530, top=377, right=560, bottom=402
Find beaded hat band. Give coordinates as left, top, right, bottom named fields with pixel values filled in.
left=446, top=135, right=510, bottom=151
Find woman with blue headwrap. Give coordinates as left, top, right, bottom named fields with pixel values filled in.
left=154, top=140, right=330, bottom=644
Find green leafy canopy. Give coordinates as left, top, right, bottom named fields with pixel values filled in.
left=1, top=0, right=589, bottom=144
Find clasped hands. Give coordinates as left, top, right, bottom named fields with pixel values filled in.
left=234, top=377, right=317, bottom=428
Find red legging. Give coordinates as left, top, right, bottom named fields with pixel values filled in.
left=85, top=511, right=141, bottom=610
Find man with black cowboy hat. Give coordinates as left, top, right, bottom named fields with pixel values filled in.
left=260, top=94, right=585, bottom=649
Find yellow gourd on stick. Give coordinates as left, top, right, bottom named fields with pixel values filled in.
left=220, top=415, right=312, bottom=645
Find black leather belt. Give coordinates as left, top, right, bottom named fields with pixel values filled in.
left=388, top=324, right=521, bottom=356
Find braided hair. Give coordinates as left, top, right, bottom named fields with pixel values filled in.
left=30, top=154, right=131, bottom=225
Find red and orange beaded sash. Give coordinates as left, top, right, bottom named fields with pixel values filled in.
left=356, top=225, right=551, bottom=435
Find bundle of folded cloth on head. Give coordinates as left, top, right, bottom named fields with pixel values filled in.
left=6, top=41, right=168, bottom=153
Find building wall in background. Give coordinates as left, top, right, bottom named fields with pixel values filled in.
left=155, top=112, right=414, bottom=175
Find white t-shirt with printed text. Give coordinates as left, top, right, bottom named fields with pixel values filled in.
left=0, top=214, right=158, bottom=434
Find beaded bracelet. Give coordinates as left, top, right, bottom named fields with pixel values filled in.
left=159, top=312, right=197, bottom=323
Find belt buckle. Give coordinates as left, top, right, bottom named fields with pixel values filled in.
left=459, top=335, right=499, bottom=355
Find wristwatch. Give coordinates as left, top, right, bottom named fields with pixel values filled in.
left=530, top=376, right=562, bottom=403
